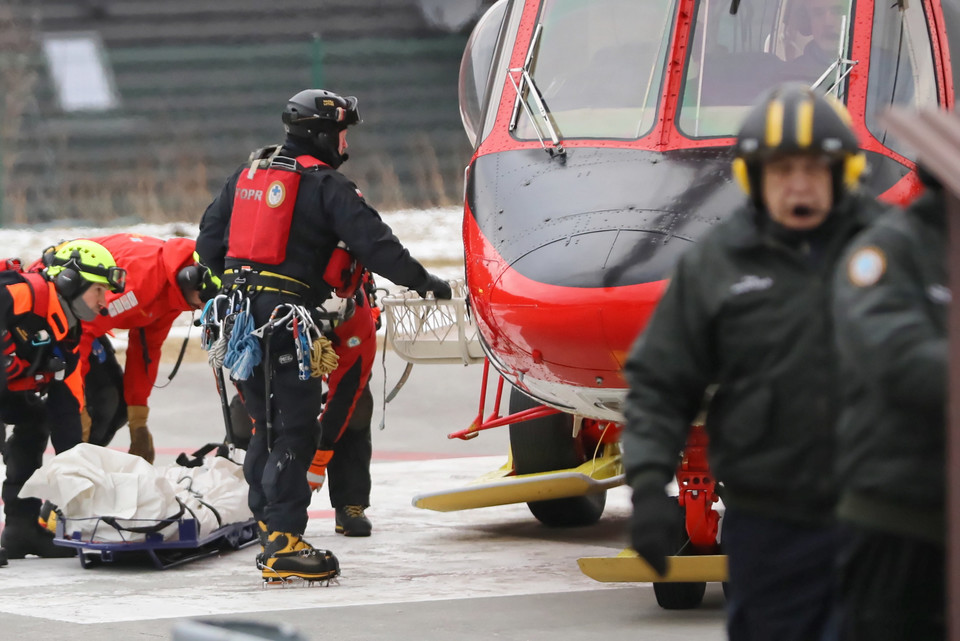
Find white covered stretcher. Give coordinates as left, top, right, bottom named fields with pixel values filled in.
left=19, top=443, right=257, bottom=568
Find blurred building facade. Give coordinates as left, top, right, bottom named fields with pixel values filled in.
left=0, top=0, right=494, bottom=226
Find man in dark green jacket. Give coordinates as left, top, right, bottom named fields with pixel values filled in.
left=831, top=173, right=946, bottom=640
left=623, top=84, right=882, bottom=641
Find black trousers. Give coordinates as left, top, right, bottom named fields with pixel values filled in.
left=722, top=507, right=838, bottom=641
left=830, top=524, right=944, bottom=641
left=84, top=337, right=127, bottom=447
left=327, top=384, right=372, bottom=508
left=238, top=294, right=323, bottom=535
left=0, top=383, right=82, bottom=520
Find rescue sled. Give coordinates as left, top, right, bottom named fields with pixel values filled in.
left=54, top=515, right=259, bottom=571
left=21, top=443, right=257, bottom=570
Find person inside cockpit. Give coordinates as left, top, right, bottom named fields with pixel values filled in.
left=791, top=0, right=848, bottom=81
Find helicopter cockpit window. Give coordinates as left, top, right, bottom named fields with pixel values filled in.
left=460, top=0, right=509, bottom=148
left=864, top=2, right=938, bottom=161
left=678, top=0, right=854, bottom=139
left=513, top=0, right=677, bottom=141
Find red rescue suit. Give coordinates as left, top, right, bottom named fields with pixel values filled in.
left=77, top=235, right=198, bottom=407
left=314, top=274, right=379, bottom=508
left=320, top=284, right=378, bottom=447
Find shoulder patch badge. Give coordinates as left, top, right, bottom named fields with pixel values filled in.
left=847, top=246, right=886, bottom=287
left=266, top=181, right=286, bottom=208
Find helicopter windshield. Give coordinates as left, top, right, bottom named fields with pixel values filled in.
left=514, top=0, right=677, bottom=141
left=678, top=0, right=854, bottom=139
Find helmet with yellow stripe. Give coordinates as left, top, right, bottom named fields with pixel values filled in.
left=732, top=83, right=866, bottom=207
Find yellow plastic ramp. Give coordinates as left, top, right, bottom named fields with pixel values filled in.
left=578, top=548, right=729, bottom=583
left=413, top=453, right=624, bottom=512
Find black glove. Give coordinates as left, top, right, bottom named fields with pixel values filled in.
left=415, top=274, right=452, bottom=300
left=629, top=486, right=679, bottom=577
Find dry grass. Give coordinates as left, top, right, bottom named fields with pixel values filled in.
left=3, top=140, right=461, bottom=224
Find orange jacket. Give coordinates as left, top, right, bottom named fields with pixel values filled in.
left=78, top=234, right=197, bottom=406
left=0, top=270, right=83, bottom=409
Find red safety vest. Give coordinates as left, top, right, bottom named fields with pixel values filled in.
left=227, top=155, right=329, bottom=265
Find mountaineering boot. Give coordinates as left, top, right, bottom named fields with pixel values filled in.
left=39, top=500, right=60, bottom=535
left=258, top=531, right=340, bottom=584
left=306, top=449, right=333, bottom=491
left=0, top=517, right=75, bottom=558
left=335, top=505, right=372, bottom=537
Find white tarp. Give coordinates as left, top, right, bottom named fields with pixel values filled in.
left=20, top=443, right=251, bottom=543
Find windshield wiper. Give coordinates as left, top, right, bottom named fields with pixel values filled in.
left=811, top=13, right=858, bottom=99
left=508, top=23, right=565, bottom=159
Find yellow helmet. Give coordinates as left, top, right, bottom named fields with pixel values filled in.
left=42, top=240, right=126, bottom=297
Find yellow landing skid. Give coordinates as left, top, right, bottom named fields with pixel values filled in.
left=578, top=548, right=729, bottom=583
left=412, top=448, right=624, bottom=512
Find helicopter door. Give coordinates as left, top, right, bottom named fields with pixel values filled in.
left=863, top=1, right=941, bottom=160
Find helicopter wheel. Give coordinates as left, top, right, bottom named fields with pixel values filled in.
left=507, top=387, right=606, bottom=527
left=652, top=498, right=707, bottom=610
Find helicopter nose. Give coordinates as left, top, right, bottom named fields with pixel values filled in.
left=508, top=228, right=692, bottom=289
left=487, top=228, right=682, bottom=382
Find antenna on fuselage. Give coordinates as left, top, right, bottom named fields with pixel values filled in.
left=730, top=0, right=740, bottom=14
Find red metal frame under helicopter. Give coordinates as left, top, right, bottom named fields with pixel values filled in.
left=392, top=0, right=956, bottom=608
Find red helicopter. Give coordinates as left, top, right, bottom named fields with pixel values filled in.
left=383, top=0, right=956, bottom=608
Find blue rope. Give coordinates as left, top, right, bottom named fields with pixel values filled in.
left=223, top=309, right=261, bottom=381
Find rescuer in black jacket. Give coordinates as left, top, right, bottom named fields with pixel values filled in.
left=831, top=174, right=946, bottom=640
left=197, top=89, right=451, bottom=584
left=622, top=84, right=882, bottom=641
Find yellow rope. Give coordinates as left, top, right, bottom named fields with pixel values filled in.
left=310, top=335, right=339, bottom=377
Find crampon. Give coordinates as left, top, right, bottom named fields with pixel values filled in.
left=257, top=531, right=340, bottom=587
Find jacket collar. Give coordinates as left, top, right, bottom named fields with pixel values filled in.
left=282, top=136, right=342, bottom=169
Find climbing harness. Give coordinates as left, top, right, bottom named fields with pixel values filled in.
left=249, top=303, right=339, bottom=381
left=201, top=294, right=340, bottom=382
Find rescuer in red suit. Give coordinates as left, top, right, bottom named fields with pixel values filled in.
left=76, top=234, right=219, bottom=463
left=307, top=271, right=380, bottom=537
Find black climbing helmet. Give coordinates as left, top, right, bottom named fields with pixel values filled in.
left=282, top=89, right=361, bottom=138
